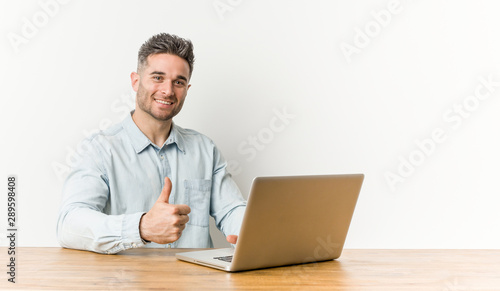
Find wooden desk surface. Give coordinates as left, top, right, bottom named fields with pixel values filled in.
left=2, top=248, right=499, bottom=290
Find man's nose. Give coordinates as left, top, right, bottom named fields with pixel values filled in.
left=159, top=82, right=174, bottom=96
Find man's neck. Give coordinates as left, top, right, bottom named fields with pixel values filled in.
left=132, top=109, right=172, bottom=147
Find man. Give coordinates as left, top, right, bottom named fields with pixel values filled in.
left=57, top=33, right=246, bottom=254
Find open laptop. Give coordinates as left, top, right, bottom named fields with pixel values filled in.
left=176, top=174, right=364, bottom=272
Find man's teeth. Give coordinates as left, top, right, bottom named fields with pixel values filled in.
left=156, top=100, right=172, bottom=105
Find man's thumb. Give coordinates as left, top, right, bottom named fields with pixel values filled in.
left=158, top=177, right=172, bottom=203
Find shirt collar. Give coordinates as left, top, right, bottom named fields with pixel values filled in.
left=165, top=122, right=186, bottom=154
left=122, top=111, right=186, bottom=154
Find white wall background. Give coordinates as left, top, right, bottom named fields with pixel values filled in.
left=1, top=0, right=499, bottom=249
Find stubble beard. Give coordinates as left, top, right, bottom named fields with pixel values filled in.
left=136, top=85, right=183, bottom=122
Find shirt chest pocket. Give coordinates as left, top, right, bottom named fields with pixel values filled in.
left=184, top=179, right=211, bottom=227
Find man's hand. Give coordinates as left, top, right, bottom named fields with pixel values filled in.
left=139, top=177, right=191, bottom=244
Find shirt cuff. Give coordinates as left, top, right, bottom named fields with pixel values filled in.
left=121, top=212, right=148, bottom=249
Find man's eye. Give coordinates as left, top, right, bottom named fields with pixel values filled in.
left=153, top=76, right=162, bottom=81
left=175, top=80, right=186, bottom=86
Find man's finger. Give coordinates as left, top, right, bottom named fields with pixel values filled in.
left=177, top=213, right=190, bottom=225
left=157, top=177, right=172, bottom=204
left=226, top=235, right=238, bottom=244
left=176, top=204, right=191, bottom=215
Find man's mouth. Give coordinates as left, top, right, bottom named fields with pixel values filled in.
left=155, top=99, right=173, bottom=105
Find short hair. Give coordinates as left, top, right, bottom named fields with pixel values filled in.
left=137, top=33, right=195, bottom=77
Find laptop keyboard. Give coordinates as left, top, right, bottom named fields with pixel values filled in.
left=214, top=255, right=233, bottom=263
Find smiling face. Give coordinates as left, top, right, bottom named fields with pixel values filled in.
left=131, top=53, right=191, bottom=123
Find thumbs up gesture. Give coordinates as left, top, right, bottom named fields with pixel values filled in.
left=139, top=177, right=191, bottom=244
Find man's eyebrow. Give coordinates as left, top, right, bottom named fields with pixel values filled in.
left=176, top=75, right=188, bottom=82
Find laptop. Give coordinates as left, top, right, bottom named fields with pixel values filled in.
left=176, top=174, right=364, bottom=272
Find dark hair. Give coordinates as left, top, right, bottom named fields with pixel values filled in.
left=137, top=33, right=195, bottom=77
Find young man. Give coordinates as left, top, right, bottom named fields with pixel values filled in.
left=57, top=33, right=246, bottom=254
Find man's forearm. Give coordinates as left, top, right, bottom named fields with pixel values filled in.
left=57, top=206, right=146, bottom=254
left=217, top=203, right=246, bottom=239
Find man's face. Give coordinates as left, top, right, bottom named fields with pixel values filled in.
left=131, top=53, right=191, bottom=122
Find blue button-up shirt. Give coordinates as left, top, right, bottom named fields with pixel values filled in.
left=57, top=112, right=247, bottom=254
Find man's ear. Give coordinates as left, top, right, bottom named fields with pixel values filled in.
left=130, top=72, right=140, bottom=92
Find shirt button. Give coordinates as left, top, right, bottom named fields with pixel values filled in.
left=160, top=155, right=164, bottom=160
left=132, top=243, right=136, bottom=248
